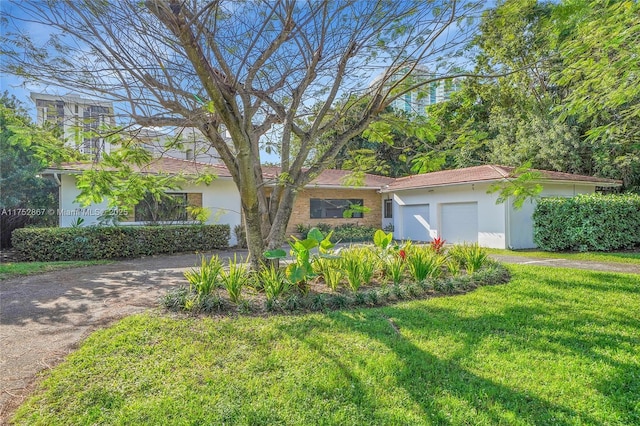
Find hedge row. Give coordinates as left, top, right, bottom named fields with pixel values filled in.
left=297, top=223, right=378, bottom=243
left=12, top=225, right=230, bottom=261
left=533, top=194, right=640, bottom=252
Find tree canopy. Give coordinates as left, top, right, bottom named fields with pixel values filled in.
left=2, top=0, right=486, bottom=266
left=356, top=0, right=638, bottom=191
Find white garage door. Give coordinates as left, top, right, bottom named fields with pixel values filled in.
left=440, top=202, right=478, bottom=244
left=401, top=204, right=431, bottom=242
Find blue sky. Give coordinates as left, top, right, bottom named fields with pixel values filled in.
left=1, top=0, right=487, bottom=137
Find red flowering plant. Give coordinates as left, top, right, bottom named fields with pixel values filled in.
left=430, top=236, right=446, bottom=254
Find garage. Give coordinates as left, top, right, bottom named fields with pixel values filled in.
left=440, top=202, right=478, bottom=244
left=400, top=204, right=431, bottom=241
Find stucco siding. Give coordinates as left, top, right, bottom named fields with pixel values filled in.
left=59, top=175, right=242, bottom=245
left=392, top=183, right=507, bottom=248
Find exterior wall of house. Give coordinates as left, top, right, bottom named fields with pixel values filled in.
left=381, top=194, right=394, bottom=231
left=58, top=174, right=242, bottom=245
left=507, top=182, right=597, bottom=249
left=285, top=187, right=384, bottom=236
left=390, top=182, right=507, bottom=248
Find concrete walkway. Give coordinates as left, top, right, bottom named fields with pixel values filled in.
left=0, top=250, right=638, bottom=423
left=489, top=254, right=640, bottom=275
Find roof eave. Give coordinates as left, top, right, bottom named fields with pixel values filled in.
left=538, top=178, right=622, bottom=188
left=381, top=178, right=503, bottom=193
left=41, top=168, right=233, bottom=180
left=303, top=184, right=384, bottom=190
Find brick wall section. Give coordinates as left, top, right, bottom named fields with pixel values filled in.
left=285, top=188, right=383, bottom=236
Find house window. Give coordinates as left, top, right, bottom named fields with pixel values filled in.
left=310, top=199, right=364, bottom=219
left=384, top=199, right=393, bottom=219
left=134, top=192, right=201, bottom=223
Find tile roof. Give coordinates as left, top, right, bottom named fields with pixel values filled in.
left=48, top=160, right=621, bottom=191
left=49, top=157, right=234, bottom=178
left=382, top=165, right=621, bottom=192
left=290, top=168, right=394, bottom=188
left=48, top=158, right=392, bottom=188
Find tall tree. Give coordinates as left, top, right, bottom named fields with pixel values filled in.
left=552, top=0, right=640, bottom=190
left=2, top=0, right=486, bottom=266
left=0, top=94, right=78, bottom=246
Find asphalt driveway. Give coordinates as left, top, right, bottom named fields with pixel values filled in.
left=0, top=250, right=244, bottom=423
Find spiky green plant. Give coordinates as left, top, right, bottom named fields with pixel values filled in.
left=384, top=255, right=405, bottom=285
left=220, top=255, right=249, bottom=304
left=341, top=251, right=363, bottom=292
left=446, top=258, right=461, bottom=277
left=323, top=267, right=344, bottom=291
left=184, top=255, right=223, bottom=296
left=449, top=244, right=488, bottom=274
left=259, top=264, right=292, bottom=303
left=406, top=246, right=444, bottom=281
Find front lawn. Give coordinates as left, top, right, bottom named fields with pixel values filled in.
left=13, top=265, right=640, bottom=425
left=486, top=248, right=640, bottom=265
left=0, top=260, right=110, bottom=280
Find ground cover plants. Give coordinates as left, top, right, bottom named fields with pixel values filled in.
left=163, top=229, right=509, bottom=315
left=13, top=265, right=640, bottom=425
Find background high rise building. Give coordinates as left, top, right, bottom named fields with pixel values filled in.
left=372, top=66, right=462, bottom=117
left=30, top=92, right=116, bottom=161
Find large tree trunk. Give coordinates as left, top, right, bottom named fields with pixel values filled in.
left=266, top=186, right=298, bottom=250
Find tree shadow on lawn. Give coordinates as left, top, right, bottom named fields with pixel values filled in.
left=271, top=276, right=639, bottom=425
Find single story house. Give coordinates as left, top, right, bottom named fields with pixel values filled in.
left=45, top=161, right=621, bottom=249
left=381, top=165, right=621, bottom=249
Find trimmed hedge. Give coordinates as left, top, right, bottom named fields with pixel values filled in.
left=297, top=223, right=377, bottom=243
left=12, top=225, right=230, bottom=261
left=533, top=194, right=640, bottom=252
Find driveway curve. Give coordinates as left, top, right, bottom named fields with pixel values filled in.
left=1, top=250, right=638, bottom=423
left=0, top=250, right=244, bottom=423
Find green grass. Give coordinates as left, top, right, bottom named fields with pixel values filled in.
left=0, top=260, right=110, bottom=280
left=13, top=265, right=640, bottom=425
left=486, top=248, right=640, bottom=264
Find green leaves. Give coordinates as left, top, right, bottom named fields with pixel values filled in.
left=263, top=248, right=287, bottom=260
left=410, top=152, right=446, bottom=174
left=373, top=229, right=393, bottom=250
left=487, top=163, right=543, bottom=209
left=533, top=194, right=640, bottom=252
left=12, top=225, right=230, bottom=261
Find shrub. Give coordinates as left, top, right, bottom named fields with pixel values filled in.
left=331, top=224, right=377, bottom=243
left=448, top=244, right=489, bottom=275
left=406, top=246, right=444, bottom=281
left=314, top=257, right=343, bottom=291
left=533, top=194, right=640, bottom=251
left=184, top=255, right=223, bottom=296
left=341, top=247, right=376, bottom=292
left=234, top=224, right=247, bottom=248
left=12, top=224, right=230, bottom=261
left=259, top=264, right=292, bottom=303
left=383, top=255, right=405, bottom=285
left=220, top=255, right=249, bottom=304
